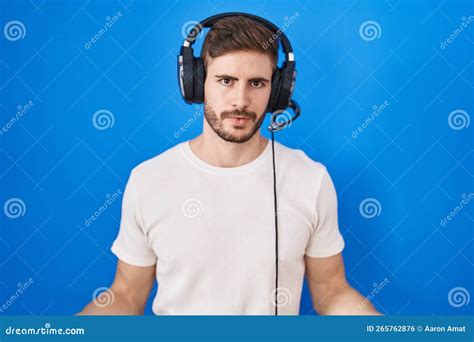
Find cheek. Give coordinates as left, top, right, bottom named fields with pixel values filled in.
left=204, top=81, right=226, bottom=106
left=254, top=88, right=272, bottom=108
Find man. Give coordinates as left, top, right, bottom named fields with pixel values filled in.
left=79, top=15, right=380, bottom=315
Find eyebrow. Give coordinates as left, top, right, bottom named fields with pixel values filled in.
left=214, top=74, right=270, bottom=82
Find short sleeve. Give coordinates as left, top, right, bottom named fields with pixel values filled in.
left=111, top=171, right=157, bottom=266
left=305, top=166, right=345, bottom=258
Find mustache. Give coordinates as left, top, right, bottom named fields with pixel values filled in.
left=220, top=109, right=257, bottom=120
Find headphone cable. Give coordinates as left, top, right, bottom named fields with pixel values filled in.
left=270, top=130, right=279, bottom=316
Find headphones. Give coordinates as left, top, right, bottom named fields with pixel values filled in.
left=177, top=12, right=301, bottom=131
left=177, top=12, right=302, bottom=316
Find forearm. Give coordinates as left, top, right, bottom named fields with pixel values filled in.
left=315, top=283, right=382, bottom=315
left=77, top=288, right=145, bottom=315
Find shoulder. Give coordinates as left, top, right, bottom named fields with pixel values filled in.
left=129, top=141, right=187, bottom=181
left=274, top=141, right=329, bottom=179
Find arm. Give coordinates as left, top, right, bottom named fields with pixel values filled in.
left=305, top=253, right=381, bottom=315
left=77, top=260, right=156, bottom=315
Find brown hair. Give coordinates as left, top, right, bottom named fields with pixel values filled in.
left=200, top=15, right=279, bottom=70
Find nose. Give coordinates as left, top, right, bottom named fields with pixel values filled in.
left=231, top=82, right=250, bottom=109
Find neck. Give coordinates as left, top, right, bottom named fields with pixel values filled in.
left=189, top=124, right=268, bottom=168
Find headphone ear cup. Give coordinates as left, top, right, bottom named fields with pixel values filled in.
left=181, top=48, right=195, bottom=103
left=194, top=57, right=205, bottom=104
left=273, top=63, right=296, bottom=112
left=275, top=69, right=292, bottom=111
left=267, top=69, right=282, bottom=113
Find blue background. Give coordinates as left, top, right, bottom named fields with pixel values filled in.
left=0, top=0, right=472, bottom=315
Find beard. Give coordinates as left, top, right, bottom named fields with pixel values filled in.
left=204, top=104, right=266, bottom=144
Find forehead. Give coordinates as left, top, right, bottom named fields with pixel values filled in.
left=206, top=51, right=273, bottom=78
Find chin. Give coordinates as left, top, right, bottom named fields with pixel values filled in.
left=228, top=127, right=253, bottom=137
left=220, top=130, right=256, bottom=144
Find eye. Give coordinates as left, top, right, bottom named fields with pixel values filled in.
left=251, top=80, right=265, bottom=88
left=219, top=78, right=233, bottom=86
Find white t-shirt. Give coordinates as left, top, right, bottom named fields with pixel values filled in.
left=111, top=139, right=345, bottom=315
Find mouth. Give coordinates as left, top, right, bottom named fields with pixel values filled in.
left=228, top=116, right=252, bottom=125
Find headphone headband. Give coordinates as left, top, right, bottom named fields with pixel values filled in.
left=182, top=12, right=294, bottom=61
